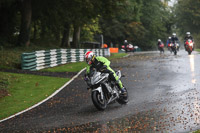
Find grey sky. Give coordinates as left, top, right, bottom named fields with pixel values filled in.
left=168, top=0, right=177, bottom=7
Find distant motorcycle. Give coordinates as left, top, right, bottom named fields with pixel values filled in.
left=122, top=44, right=134, bottom=52
left=85, top=68, right=128, bottom=110
left=167, top=43, right=172, bottom=53
left=158, top=43, right=164, bottom=53
left=171, top=41, right=178, bottom=55
left=185, top=39, right=193, bottom=55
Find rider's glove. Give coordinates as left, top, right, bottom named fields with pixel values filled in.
left=84, top=74, right=89, bottom=81
left=84, top=77, right=88, bottom=81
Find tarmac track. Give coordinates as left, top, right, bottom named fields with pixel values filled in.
left=0, top=50, right=200, bottom=132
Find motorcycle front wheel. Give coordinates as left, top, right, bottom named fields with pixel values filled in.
left=91, top=91, right=107, bottom=110
left=188, top=50, right=192, bottom=55
left=174, top=50, right=177, bottom=55
left=187, top=48, right=192, bottom=55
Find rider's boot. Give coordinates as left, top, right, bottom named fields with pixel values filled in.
left=116, top=80, right=127, bottom=95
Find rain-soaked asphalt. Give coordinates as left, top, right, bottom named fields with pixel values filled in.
left=0, top=50, right=200, bottom=132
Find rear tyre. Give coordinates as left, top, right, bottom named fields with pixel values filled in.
left=91, top=91, right=107, bottom=110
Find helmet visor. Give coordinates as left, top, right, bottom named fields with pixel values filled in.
left=86, top=57, right=92, bottom=64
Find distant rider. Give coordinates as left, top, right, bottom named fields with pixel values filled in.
left=84, top=51, right=126, bottom=95
left=171, top=33, right=179, bottom=50
left=157, top=39, right=163, bottom=47
left=171, top=33, right=179, bottom=43
left=124, top=40, right=128, bottom=53
left=166, top=37, right=172, bottom=48
left=157, top=39, right=164, bottom=52
left=184, top=32, right=194, bottom=50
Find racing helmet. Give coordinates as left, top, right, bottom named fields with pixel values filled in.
left=186, top=32, right=190, bottom=37
left=168, top=37, right=171, bottom=39
left=172, top=33, right=176, bottom=37
left=85, top=51, right=95, bottom=65
left=158, top=39, right=161, bottom=42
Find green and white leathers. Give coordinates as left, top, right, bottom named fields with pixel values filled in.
left=86, top=56, right=123, bottom=89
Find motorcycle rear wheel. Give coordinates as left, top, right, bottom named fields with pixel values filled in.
left=91, top=91, right=107, bottom=110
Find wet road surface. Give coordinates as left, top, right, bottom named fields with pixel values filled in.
left=0, top=50, right=200, bottom=132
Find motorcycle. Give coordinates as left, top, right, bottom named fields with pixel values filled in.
left=158, top=43, right=164, bottom=53
left=85, top=68, right=128, bottom=110
left=122, top=44, right=134, bottom=52
left=185, top=39, right=193, bottom=55
left=167, top=43, right=172, bottom=53
left=171, top=41, right=178, bottom=55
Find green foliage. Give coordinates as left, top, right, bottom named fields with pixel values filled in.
left=41, top=62, right=87, bottom=73
left=175, top=0, right=200, bottom=48
left=0, top=0, right=173, bottom=50
left=80, top=18, right=102, bottom=42
left=0, top=72, right=69, bottom=120
left=100, top=0, right=173, bottom=50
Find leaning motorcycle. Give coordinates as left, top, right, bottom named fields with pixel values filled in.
left=171, top=41, right=178, bottom=55
left=85, top=68, right=128, bottom=110
left=185, top=39, right=193, bottom=55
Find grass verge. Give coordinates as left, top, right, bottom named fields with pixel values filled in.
left=41, top=53, right=128, bottom=72
left=0, top=72, right=69, bottom=120
left=0, top=52, right=127, bottom=120
left=195, top=49, right=200, bottom=52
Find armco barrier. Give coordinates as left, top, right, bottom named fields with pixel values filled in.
left=21, top=48, right=110, bottom=71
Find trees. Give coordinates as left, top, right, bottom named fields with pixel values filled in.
left=99, top=0, right=173, bottom=50
left=0, top=0, right=19, bottom=46
left=0, top=0, right=173, bottom=50
left=18, top=0, right=32, bottom=47
left=175, top=0, right=200, bottom=47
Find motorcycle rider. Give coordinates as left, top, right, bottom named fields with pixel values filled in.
left=171, top=33, right=179, bottom=50
left=124, top=40, right=128, bottom=53
left=184, top=32, right=194, bottom=50
left=157, top=39, right=164, bottom=52
left=157, top=39, right=163, bottom=46
left=166, top=37, right=172, bottom=47
left=84, top=51, right=126, bottom=95
left=171, top=33, right=179, bottom=43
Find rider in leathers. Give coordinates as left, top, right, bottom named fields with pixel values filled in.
left=184, top=32, right=194, bottom=50
left=166, top=37, right=172, bottom=48
left=85, top=51, right=126, bottom=95
left=171, top=33, right=179, bottom=50
left=171, top=33, right=179, bottom=43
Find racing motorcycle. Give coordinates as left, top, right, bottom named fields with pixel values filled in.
left=167, top=43, right=172, bottom=53
left=85, top=68, right=128, bottom=110
left=171, top=41, right=178, bottom=55
left=159, top=43, right=164, bottom=53
left=185, top=39, right=193, bottom=55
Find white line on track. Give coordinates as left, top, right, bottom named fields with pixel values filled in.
left=0, top=68, right=86, bottom=123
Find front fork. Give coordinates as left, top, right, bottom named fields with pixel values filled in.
left=92, top=86, right=104, bottom=100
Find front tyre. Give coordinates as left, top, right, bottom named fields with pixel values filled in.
left=174, top=49, right=177, bottom=55
left=117, top=87, right=128, bottom=104
left=188, top=50, right=192, bottom=55
left=91, top=91, right=107, bottom=110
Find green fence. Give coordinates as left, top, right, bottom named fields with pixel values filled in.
left=21, top=48, right=110, bottom=71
